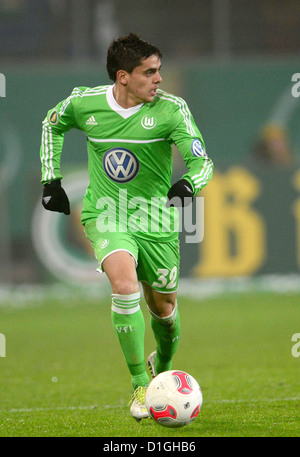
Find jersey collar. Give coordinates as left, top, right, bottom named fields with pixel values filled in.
left=106, top=85, right=144, bottom=119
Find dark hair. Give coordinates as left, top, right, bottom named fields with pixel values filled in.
left=106, top=33, right=162, bottom=82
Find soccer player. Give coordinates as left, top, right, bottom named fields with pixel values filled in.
left=40, top=33, right=213, bottom=422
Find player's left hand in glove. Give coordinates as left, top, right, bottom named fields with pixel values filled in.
left=167, top=178, right=194, bottom=207
left=42, top=179, right=70, bottom=215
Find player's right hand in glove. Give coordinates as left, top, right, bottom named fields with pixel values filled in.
left=42, top=179, right=70, bottom=215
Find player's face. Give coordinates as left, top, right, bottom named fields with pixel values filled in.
left=125, top=55, right=162, bottom=105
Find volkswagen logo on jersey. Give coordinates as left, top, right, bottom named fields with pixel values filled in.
left=103, top=148, right=140, bottom=183
left=191, top=139, right=207, bottom=157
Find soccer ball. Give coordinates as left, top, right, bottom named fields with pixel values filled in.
left=145, top=370, right=203, bottom=428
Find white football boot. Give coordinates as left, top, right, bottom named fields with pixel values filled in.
left=147, top=351, right=157, bottom=379
left=129, top=386, right=149, bottom=422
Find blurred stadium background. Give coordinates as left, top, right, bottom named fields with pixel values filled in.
left=1, top=0, right=300, bottom=301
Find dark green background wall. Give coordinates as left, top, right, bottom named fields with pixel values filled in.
left=0, top=58, right=299, bottom=283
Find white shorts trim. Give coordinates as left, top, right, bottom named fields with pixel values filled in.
left=97, top=249, right=138, bottom=273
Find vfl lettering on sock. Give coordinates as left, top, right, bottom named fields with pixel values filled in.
left=116, top=325, right=135, bottom=333
left=161, top=335, right=180, bottom=343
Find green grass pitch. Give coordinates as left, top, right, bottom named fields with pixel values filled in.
left=0, top=291, right=299, bottom=437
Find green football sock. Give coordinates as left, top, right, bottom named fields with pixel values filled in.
left=150, top=304, right=180, bottom=374
left=111, top=292, right=150, bottom=389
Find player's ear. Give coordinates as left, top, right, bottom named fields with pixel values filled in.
left=116, top=69, right=128, bottom=86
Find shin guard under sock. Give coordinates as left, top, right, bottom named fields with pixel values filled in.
left=111, top=292, right=149, bottom=389
left=149, top=303, right=180, bottom=374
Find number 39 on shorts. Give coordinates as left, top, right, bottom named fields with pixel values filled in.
left=152, top=266, right=178, bottom=290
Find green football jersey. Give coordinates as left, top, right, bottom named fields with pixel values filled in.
left=40, top=85, right=213, bottom=241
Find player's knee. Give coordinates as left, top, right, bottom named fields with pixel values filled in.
left=149, top=300, right=177, bottom=324
left=112, top=279, right=139, bottom=296
left=155, top=303, right=174, bottom=319
left=155, top=298, right=176, bottom=318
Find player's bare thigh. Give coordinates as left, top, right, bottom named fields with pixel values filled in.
left=102, top=251, right=139, bottom=295
left=142, top=281, right=177, bottom=318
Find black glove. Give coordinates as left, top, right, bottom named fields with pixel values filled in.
left=42, top=179, right=70, bottom=215
left=167, top=179, right=194, bottom=207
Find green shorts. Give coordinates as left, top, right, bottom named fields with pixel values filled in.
left=84, top=220, right=180, bottom=293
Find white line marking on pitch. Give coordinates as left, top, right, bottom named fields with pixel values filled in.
left=5, top=405, right=122, bottom=413
left=2, top=397, right=300, bottom=414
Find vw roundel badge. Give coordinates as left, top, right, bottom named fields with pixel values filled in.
left=103, top=148, right=140, bottom=183
left=191, top=139, right=207, bottom=158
